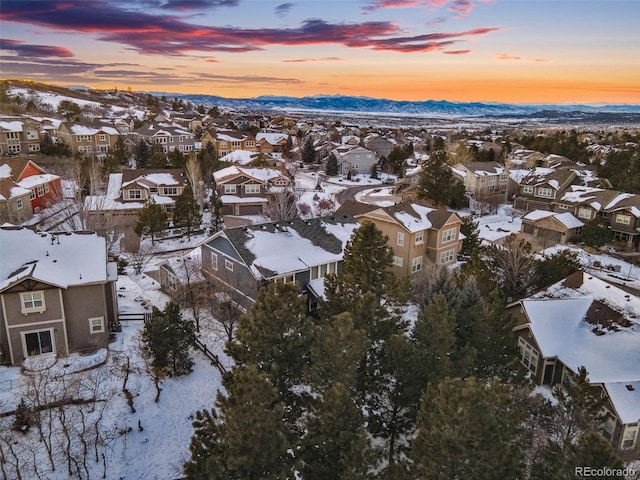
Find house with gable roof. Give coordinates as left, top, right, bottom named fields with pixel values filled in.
left=0, top=164, right=32, bottom=224
left=201, top=129, right=256, bottom=156
left=512, top=167, right=579, bottom=212
left=333, top=145, right=377, bottom=175
left=520, top=210, right=584, bottom=245
left=337, top=200, right=463, bottom=276
left=58, top=123, right=121, bottom=161
left=135, top=123, right=196, bottom=154
left=0, top=226, right=118, bottom=365
left=213, top=165, right=290, bottom=216
left=200, top=215, right=359, bottom=309
left=510, top=271, right=640, bottom=453
left=451, top=161, right=509, bottom=197
left=1, top=157, right=62, bottom=215
left=0, top=119, right=42, bottom=155
left=255, top=132, right=289, bottom=154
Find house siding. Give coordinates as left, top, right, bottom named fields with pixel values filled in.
left=62, top=284, right=110, bottom=353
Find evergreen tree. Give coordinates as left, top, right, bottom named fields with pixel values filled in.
left=173, top=185, right=202, bottom=239
left=412, top=377, right=528, bottom=480
left=485, top=234, right=537, bottom=300
left=300, top=383, right=371, bottom=480
left=134, top=139, right=150, bottom=169
left=102, top=136, right=129, bottom=174
left=534, top=249, right=581, bottom=290
left=198, top=142, right=218, bottom=184
left=227, top=282, right=314, bottom=423
left=134, top=198, right=168, bottom=244
left=302, top=137, right=316, bottom=163
left=185, top=365, right=291, bottom=480
left=210, top=190, right=224, bottom=233
left=418, top=150, right=468, bottom=207
left=459, top=215, right=481, bottom=257
left=148, top=143, right=168, bottom=168
left=142, top=301, right=196, bottom=376
left=582, top=218, right=613, bottom=248
left=325, top=152, right=339, bottom=176
left=167, top=148, right=186, bottom=169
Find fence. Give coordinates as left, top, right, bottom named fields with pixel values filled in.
left=194, top=338, right=227, bottom=376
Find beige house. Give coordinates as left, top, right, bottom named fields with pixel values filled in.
left=451, top=161, right=509, bottom=197
left=0, top=226, right=118, bottom=365
left=338, top=201, right=463, bottom=277
left=520, top=210, right=584, bottom=246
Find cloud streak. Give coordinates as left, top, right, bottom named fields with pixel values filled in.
left=282, top=57, right=342, bottom=63
left=1, top=39, right=74, bottom=58
left=1, top=1, right=499, bottom=55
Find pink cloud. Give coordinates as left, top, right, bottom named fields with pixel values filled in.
left=495, top=53, right=521, bottom=60
left=443, top=49, right=471, bottom=55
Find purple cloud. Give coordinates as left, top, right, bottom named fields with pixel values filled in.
left=1, top=39, right=74, bottom=58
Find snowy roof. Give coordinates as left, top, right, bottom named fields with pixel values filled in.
left=0, top=121, right=23, bottom=132
left=256, top=132, right=287, bottom=144
left=522, top=210, right=583, bottom=229
left=377, top=202, right=457, bottom=233
left=17, top=173, right=60, bottom=189
left=0, top=227, right=115, bottom=291
left=219, top=150, right=258, bottom=166
left=520, top=271, right=640, bottom=421
left=460, top=162, right=505, bottom=176
left=214, top=165, right=287, bottom=184
left=209, top=215, right=359, bottom=280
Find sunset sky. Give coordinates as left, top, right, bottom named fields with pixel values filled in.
left=1, top=0, right=639, bottom=104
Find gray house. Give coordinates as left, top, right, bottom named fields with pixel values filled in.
left=200, top=215, right=359, bottom=309
left=0, top=226, right=118, bottom=365
left=333, top=145, right=377, bottom=176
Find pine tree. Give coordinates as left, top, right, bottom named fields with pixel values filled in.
left=582, top=218, right=614, bottom=248
left=300, top=383, right=371, bottom=480
left=167, top=148, right=186, bottom=169
left=148, top=143, right=168, bottom=168
left=302, top=137, right=316, bottom=163
left=173, top=185, right=202, bottom=239
left=210, top=190, right=224, bottom=233
left=184, top=409, right=227, bottom=479
left=134, top=198, right=168, bottom=244
left=325, top=152, right=339, bottom=175
left=102, top=136, right=129, bottom=174
left=227, top=282, right=314, bottom=422
left=533, top=249, right=581, bottom=290
left=142, top=302, right=196, bottom=376
left=412, top=377, right=528, bottom=480
left=485, top=234, right=537, bottom=300
left=217, top=365, right=291, bottom=480
left=418, top=149, right=468, bottom=207
left=459, top=214, right=481, bottom=257
left=134, top=139, right=150, bottom=169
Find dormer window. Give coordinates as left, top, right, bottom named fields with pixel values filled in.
left=616, top=213, right=632, bottom=225
left=128, top=189, right=142, bottom=200
left=522, top=185, right=534, bottom=194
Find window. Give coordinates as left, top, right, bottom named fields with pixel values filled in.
left=20, top=291, right=45, bottom=314
left=7, top=131, right=19, bottom=140
left=518, top=337, right=539, bottom=374
left=393, top=256, right=404, bottom=267
left=246, top=141, right=254, bottom=147
left=522, top=185, right=534, bottom=194
left=44, top=183, right=50, bottom=193
left=210, top=252, right=218, bottom=271
left=169, top=137, right=174, bottom=143
left=411, top=256, right=422, bottom=273
left=558, top=204, right=568, bottom=210
left=622, top=423, right=638, bottom=449
left=442, top=227, right=457, bottom=243
left=76, top=135, right=91, bottom=142
left=616, top=213, right=631, bottom=225
left=225, top=259, right=234, bottom=271
left=245, top=184, right=261, bottom=194
left=397, top=232, right=405, bottom=246
left=163, top=187, right=178, bottom=196
left=23, top=329, right=54, bottom=357
left=128, top=189, right=142, bottom=199
left=99, top=134, right=107, bottom=142
left=16, top=198, right=23, bottom=209
left=600, top=411, right=616, bottom=440
left=578, top=208, right=592, bottom=220
left=155, top=137, right=167, bottom=144
left=536, top=187, right=553, bottom=198
left=415, top=231, right=424, bottom=245
left=179, top=136, right=184, bottom=142
left=219, top=141, right=227, bottom=148
left=37, top=185, right=44, bottom=197
left=224, top=185, right=237, bottom=194
left=30, top=189, right=35, bottom=200
left=440, top=249, right=455, bottom=264
left=89, top=317, right=105, bottom=334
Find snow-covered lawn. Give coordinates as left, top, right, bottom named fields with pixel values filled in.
left=0, top=271, right=225, bottom=480
left=456, top=204, right=523, bottom=244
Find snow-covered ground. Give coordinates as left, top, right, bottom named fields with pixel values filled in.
left=0, top=270, right=225, bottom=480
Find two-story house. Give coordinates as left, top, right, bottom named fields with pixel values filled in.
left=333, top=145, right=377, bottom=176
left=201, top=129, right=257, bottom=156
left=0, top=226, right=118, bottom=365
left=451, top=161, right=509, bottom=198
left=200, top=215, right=359, bottom=309
left=1, top=158, right=62, bottom=215
left=337, top=201, right=463, bottom=276
left=512, top=167, right=578, bottom=212
left=213, top=166, right=290, bottom=216
left=364, top=134, right=395, bottom=159
left=135, top=123, right=196, bottom=154
left=57, top=123, right=121, bottom=161
left=255, top=133, right=289, bottom=154
left=0, top=164, right=32, bottom=224
left=510, top=271, right=640, bottom=454
left=0, top=119, right=42, bottom=156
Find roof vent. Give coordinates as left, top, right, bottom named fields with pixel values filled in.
left=626, top=384, right=635, bottom=391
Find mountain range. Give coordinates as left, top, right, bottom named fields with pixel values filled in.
left=160, top=92, right=640, bottom=118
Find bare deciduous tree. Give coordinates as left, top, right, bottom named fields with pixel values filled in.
left=265, top=189, right=299, bottom=222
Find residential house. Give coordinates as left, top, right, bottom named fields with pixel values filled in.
left=135, top=123, right=196, bottom=154
left=57, top=123, right=121, bottom=161
left=213, top=166, right=290, bottom=216
left=520, top=210, right=584, bottom=245
left=510, top=271, right=640, bottom=453
left=333, top=145, right=377, bottom=176
left=0, top=164, right=32, bottom=224
left=0, top=157, right=62, bottom=214
left=512, top=167, right=578, bottom=212
left=337, top=200, right=463, bottom=276
left=255, top=133, right=289, bottom=154
left=158, top=249, right=206, bottom=302
left=0, top=226, right=118, bottom=365
left=0, top=119, right=41, bottom=155
left=200, top=215, right=359, bottom=309
left=201, top=129, right=257, bottom=156
left=555, top=186, right=640, bottom=250
left=451, top=161, right=509, bottom=198
left=364, top=134, right=395, bottom=159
